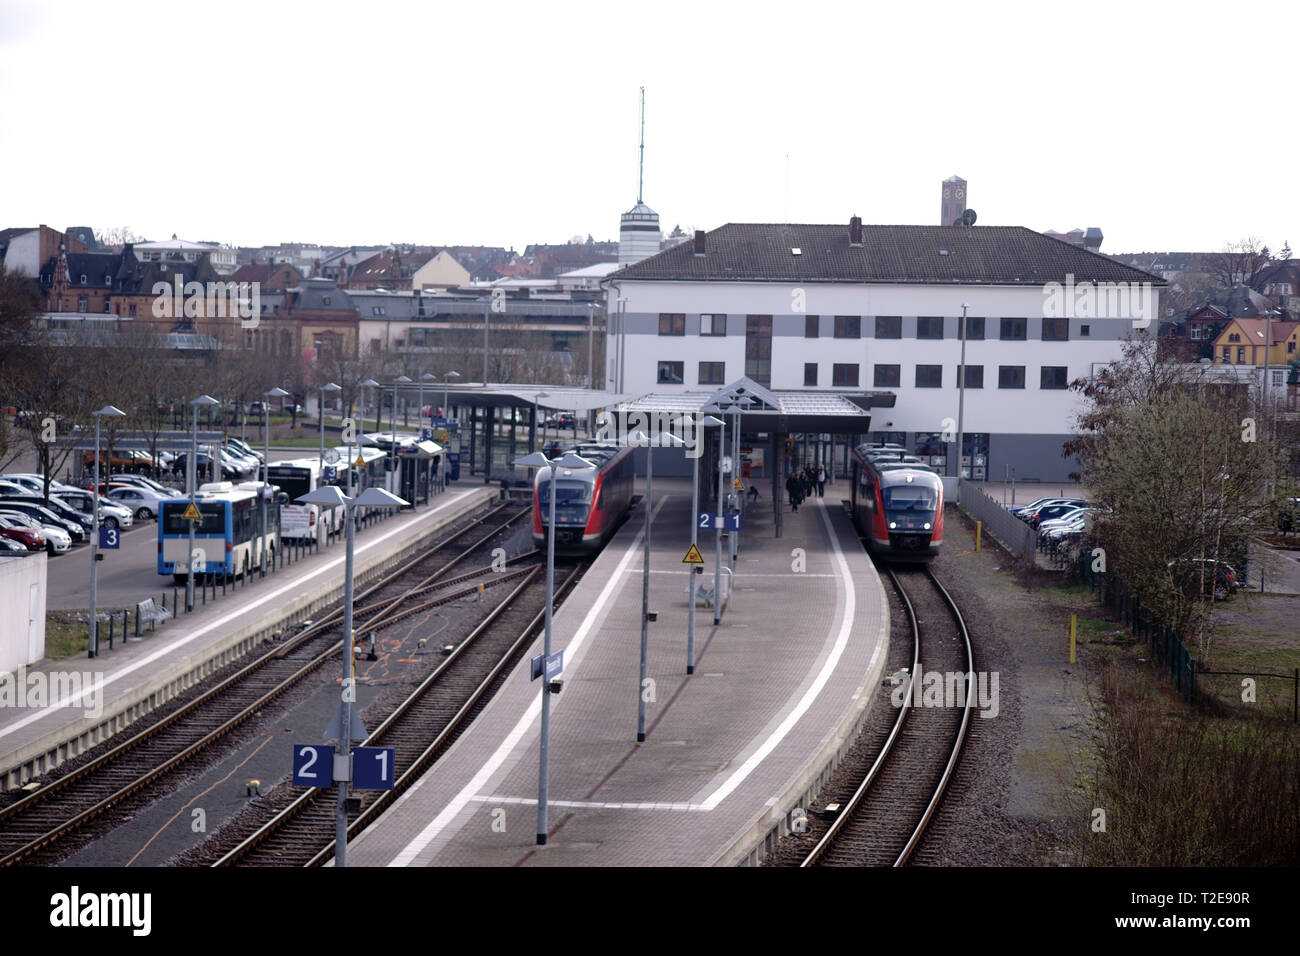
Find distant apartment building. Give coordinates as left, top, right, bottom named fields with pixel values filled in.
left=134, top=236, right=237, bottom=274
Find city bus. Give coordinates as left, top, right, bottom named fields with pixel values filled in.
left=158, top=485, right=278, bottom=582
left=266, top=457, right=343, bottom=541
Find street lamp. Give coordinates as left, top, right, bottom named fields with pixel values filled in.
left=297, top=484, right=407, bottom=867
left=418, top=371, right=437, bottom=438
left=674, top=414, right=722, bottom=674
left=187, top=394, right=219, bottom=612
left=318, top=382, right=341, bottom=480
left=88, top=404, right=125, bottom=658
left=956, top=303, right=969, bottom=504
left=627, top=430, right=685, bottom=742
left=725, top=394, right=753, bottom=571
left=390, top=376, right=412, bottom=490
left=442, top=370, right=460, bottom=421
left=535, top=391, right=550, bottom=452
left=360, top=379, right=380, bottom=455
left=261, top=386, right=290, bottom=573
left=702, top=403, right=729, bottom=624
left=514, top=449, right=595, bottom=846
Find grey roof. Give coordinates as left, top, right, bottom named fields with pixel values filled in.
left=610, top=223, right=1165, bottom=286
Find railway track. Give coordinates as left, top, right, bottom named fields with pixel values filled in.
left=203, top=561, right=588, bottom=866
left=799, top=566, right=974, bottom=867
left=0, top=501, right=530, bottom=867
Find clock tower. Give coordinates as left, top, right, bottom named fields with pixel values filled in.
left=941, top=174, right=967, bottom=226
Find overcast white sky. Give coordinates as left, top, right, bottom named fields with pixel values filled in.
left=2, top=0, right=1296, bottom=255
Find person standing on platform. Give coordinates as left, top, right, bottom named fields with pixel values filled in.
left=786, top=472, right=801, bottom=512
left=817, top=465, right=826, bottom=497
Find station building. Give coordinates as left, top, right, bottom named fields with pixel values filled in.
left=605, top=219, right=1165, bottom=482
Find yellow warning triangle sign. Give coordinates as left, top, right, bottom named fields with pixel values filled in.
left=355, top=455, right=366, bottom=468
left=182, top=501, right=202, bottom=521
left=682, top=543, right=705, bottom=564
left=733, top=477, right=744, bottom=491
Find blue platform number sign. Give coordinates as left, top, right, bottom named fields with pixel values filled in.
left=293, top=743, right=335, bottom=788
left=323, top=465, right=337, bottom=481
left=724, top=514, right=741, bottom=532
left=698, top=514, right=741, bottom=531
left=98, top=527, right=120, bottom=549
left=352, top=746, right=396, bottom=790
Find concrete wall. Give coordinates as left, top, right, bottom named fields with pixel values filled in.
left=0, top=555, right=46, bottom=673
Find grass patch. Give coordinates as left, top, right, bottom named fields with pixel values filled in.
left=44, top=611, right=89, bottom=659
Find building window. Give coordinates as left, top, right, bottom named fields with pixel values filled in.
left=657, top=361, right=684, bottom=384
left=875, top=315, right=902, bottom=338
left=79, top=274, right=87, bottom=283
left=103, top=298, right=111, bottom=313
left=698, top=361, right=725, bottom=385
left=832, top=363, right=859, bottom=387
left=1000, top=317, right=1027, bottom=340
left=834, top=315, right=861, bottom=338
left=372, top=306, right=385, bottom=315
left=1237, top=347, right=1245, bottom=363
left=322, top=296, right=331, bottom=306
left=873, top=364, right=900, bottom=387
left=1272, top=369, right=1284, bottom=386
left=1228, top=333, right=1240, bottom=342
left=959, top=315, right=985, bottom=339
left=1042, top=317, right=1069, bottom=341
left=916, top=316, right=944, bottom=339
left=658, top=313, right=685, bottom=335
left=1222, top=347, right=1231, bottom=361
left=804, top=363, right=818, bottom=386
left=700, top=313, right=726, bottom=336
left=805, top=315, right=819, bottom=338
left=956, top=364, right=983, bottom=388
left=998, top=365, right=1026, bottom=388
left=745, top=315, right=772, bottom=385
left=1080, top=324, right=1090, bottom=337
left=1040, top=366, right=1069, bottom=389
left=77, top=296, right=88, bottom=311
left=915, top=364, right=943, bottom=387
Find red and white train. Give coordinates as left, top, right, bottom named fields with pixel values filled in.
left=849, top=444, right=944, bottom=561
left=531, top=442, right=635, bottom=553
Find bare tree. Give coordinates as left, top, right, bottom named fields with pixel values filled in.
left=1206, top=237, right=1274, bottom=288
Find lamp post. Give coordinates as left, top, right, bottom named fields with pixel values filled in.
left=88, top=404, right=125, bottom=658
left=956, top=303, right=969, bottom=504
left=359, top=379, right=380, bottom=489
left=628, top=430, right=685, bottom=742
left=675, top=414, right=722, bottom=674
left=390, top=376, right=411, bottom=492
left=187, top=395, right=219, bottom=612
left=726, top=393, right=752, bottom=571
left=261, top=387, right=289, bottom=573
left=442, top=370, right=460, bottom=421
left=535, top=391, right=550, bottom=453
left=514, top=450, right=595, bottom=846
left=703, top=403, right=729, bottom=625
left=297, top=484, right=407, bottom=867
left=418, top=371, right=436, bottom=438
left=318, top=382, right=341, bottom=480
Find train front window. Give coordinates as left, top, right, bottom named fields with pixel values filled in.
left=882, top=486, right=936, bottom=512
left=538, top=479, right=592, bottom=510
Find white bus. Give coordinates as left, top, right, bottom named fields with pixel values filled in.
left=265, top=458, right=343, bottom=541
left=158, top=484, right=277, bottom=581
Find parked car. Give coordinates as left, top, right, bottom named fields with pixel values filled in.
left=0, top=536, right=33, bottom=556
left=0, top=494, right=94, bottom=532
left=53, top=490, right=134, bottom=530
left=1013, top=497, right=1086, bottom=521
left=106, top=485, right=179, bottom=520
left=226, top=438, right=264, bottom=464
left=94, top=473, right=182, bottom=497
left=0, top=512, right=71, bottom=553
left=0, top=502, right=85, bottom=543
left=1169, top=559, right=1241, bottom=601
left=0, top=516, right=44, bottom=552
left=1027, top=500, right=1089, bottom=528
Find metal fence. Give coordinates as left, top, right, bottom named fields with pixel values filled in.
left=957, top=480, right=1036, bottom=564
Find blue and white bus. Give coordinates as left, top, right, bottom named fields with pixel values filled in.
left=266, top=458, right=343, bottom=541
left=158, top=485, right=278, bottom=582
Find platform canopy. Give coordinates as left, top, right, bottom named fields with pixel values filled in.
left=612, top=377, right=895, bottom=434
left=431, top=383, right=630, bottom=413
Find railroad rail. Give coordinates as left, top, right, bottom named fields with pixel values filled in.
left=0, top=501, right=529, bottom=866
left=208, top=562, right=588, bottom=866
left=800, top=566, right=974, bottom=867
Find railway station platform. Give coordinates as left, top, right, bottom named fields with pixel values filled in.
left=0, top=485, right=501, bottom=790
left=348, top=476, right=891, bottom=867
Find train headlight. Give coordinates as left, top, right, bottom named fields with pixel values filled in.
left=924, top=522, right=931, bottom=530
left=889, top=521, right=897, bottom=530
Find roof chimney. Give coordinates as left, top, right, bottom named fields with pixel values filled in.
left=849, top=216, right=863, bottom=247
left=693, top=230, right=706, bottom=256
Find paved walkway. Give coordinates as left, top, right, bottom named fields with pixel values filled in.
left=347, top=478, right=890, bottom=866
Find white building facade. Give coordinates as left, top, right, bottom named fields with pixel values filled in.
left=606, top=221, right=1163, bottom=482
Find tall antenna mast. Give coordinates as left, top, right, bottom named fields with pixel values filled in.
left=637, top=86, right=645, bottom=204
